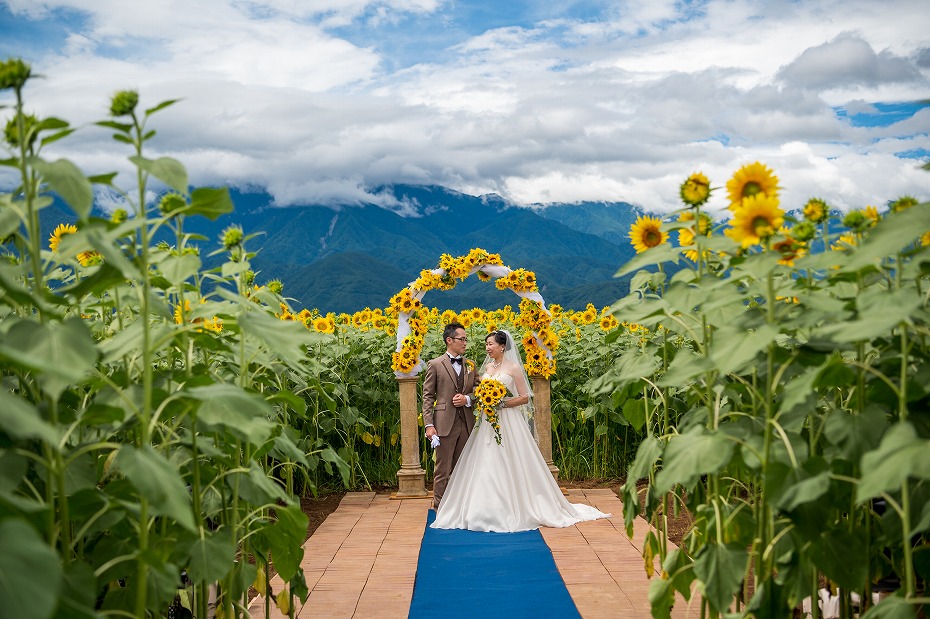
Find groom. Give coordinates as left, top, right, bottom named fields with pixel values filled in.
left=422, top=322, right=478, bottom=510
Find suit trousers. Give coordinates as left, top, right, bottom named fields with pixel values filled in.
left=432, top=409, right=471, bottom=509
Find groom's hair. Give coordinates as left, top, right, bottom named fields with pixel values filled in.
left=443, top=322, right=465, bottom=344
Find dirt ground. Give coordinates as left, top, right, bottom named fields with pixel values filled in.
left=300, top=492, right=346, bottom=540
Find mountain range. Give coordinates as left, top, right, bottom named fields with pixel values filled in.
left=41, top=184, right=647, bottom=312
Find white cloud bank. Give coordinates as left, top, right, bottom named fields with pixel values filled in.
left=1, top=0, right=928, bottom=215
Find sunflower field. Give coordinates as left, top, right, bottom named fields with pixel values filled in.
left=608, top=165, right=930, bottom=617
left=0, top=61, right=646, bottom=619
left=3, top=57, right=929, bottom=619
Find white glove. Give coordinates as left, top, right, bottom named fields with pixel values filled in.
left=430, top=434, right=441, bottom=449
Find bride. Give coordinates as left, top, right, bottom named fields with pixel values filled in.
left=430, top=329, right=610, bottom=532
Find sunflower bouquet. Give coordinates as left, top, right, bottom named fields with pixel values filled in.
left=473, top=378, right=507, bottom=445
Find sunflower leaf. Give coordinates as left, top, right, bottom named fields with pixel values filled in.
left=30, top=157, right=93, bottom=219
left=857, top=422, right=930, bottom=502
left=129, top=155, right=188, bottom=194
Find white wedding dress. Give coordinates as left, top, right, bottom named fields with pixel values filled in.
left=430, top=371, right=610, bottom=533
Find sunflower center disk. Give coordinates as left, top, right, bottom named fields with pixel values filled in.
left=752, top=217, right=774, bottom=237
left=742, top=181, right=763, bottom=198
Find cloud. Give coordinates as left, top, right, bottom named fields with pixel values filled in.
left=777, top=34, right=922, bottom=91
left=917, top=47, right=930, bottom=69
left=1, top=0, right=929, bottom=216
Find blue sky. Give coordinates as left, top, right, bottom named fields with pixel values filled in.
left=1, top=0, right=928, bottom=214
left=329, top=1, right=613, bottom=70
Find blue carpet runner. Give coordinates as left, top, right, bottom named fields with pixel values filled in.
left=408, top=510, right=581, bottom=618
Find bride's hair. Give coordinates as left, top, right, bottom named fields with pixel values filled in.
left=485, top=330, right=510, bottom=350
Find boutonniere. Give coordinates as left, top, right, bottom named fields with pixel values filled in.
left=465, top=359, right=475, bottom=372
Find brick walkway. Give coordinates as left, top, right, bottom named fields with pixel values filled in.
left=249, top=488, right=698, bottom=618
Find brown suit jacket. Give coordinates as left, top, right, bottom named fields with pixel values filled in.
left=422, top=354, right=478, bottom=437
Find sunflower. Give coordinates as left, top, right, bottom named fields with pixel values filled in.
left=599, top=315, right=618, bottom=331
left=412, top=270, right=442, bottom=292
left=831, top=233, right=857, bottom=251
left=438, top=253, right=455, bottom=272
left=920, top=231, right=930, bottom=247
left=49, top=223, right=77, bottom=252
left=677, top=227, right=701, bottom=262
left=392, top=350, right=415, bottom=373
left=472, top=378, right=507, bottom=444
left=726, top=162, right=779, bottom=209
left=890, top=196, right=918, bottom=213
left=677, top=211, right=713, bottom=236
left=724, top=193, right=784, bottom=248
left=864, top=205, right=880, bottom=226
left=408, top=317, right=426, bottom=335
left=540, top=328, right=558, bottom=350
left=772, top=232, right=806, bottom=267
left=791, top=221, right=817, bottom=243
left=697, top=212, right=713, bottom=235
left=313, top=316, right=335, bottom=334
left=398, top=294, right=417, bottom=314
left=203, top=316, right=223, bottom=334
left=220, top=224, right=243, bottom=250
left=843, top=210, right=869, bottom=233
left=802, top=198, right=829, bottom=223
left=629, top=215, right=668, bottom=253
left=680, top=172, right=711, bottom=207
left=77, top=251, right=103, bottom=267
left=174, top=299, right=191, bottom=324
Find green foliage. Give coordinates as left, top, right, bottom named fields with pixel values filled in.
left=5, top=58, right=926, bottom=619
left=0, top=520, right=63, bottom=619
left=0, top=65, right=349, bottom=619
left=611, top=192, right=930, bottom=617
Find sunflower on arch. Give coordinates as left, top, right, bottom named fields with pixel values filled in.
left=389, top=248, right=559, bottom=379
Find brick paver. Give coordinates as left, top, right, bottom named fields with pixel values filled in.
left=250, top=489, right=699, bottom=618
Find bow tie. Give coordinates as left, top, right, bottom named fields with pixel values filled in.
left=450, top=357, right=462, bottom=366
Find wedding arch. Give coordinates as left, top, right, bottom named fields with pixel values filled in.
left=389, top=248, right=560, bottom=498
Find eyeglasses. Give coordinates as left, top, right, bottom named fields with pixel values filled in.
left=450, top=336, right=468, bottom=342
